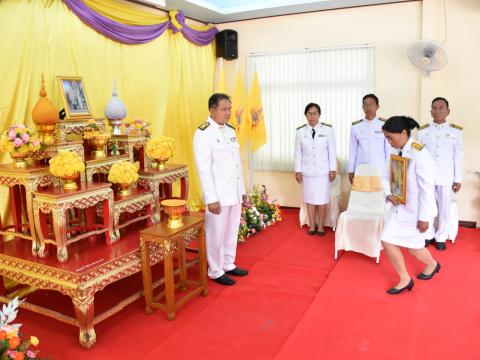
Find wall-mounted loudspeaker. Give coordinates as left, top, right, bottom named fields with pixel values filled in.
left=216, top=30, right=238, bottom=60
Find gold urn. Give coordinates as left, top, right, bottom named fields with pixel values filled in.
left=32, top=74, right=59, bottom=145
left=87, top=134, right=110, bottom=158
left=62, top=172, right=80, bottom=190
left=161, top=199, right=187, bottom=229
left=117, top=183, right=132, bottom=197
left=9, top=151, right=29, bottom=168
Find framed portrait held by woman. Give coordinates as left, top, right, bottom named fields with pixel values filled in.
left=390, top=154, right=407, bottom=204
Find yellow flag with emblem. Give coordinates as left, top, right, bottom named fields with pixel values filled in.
left=230, top=70, right=248, bottom=146
left=247, top=70, right=266, bottom=152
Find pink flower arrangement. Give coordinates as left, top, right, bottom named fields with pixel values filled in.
left=237, top=185, right=281, bottom=243
left=0, top=125, right=41, bottom=156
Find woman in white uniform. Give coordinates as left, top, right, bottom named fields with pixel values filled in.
left=381, top=116, right=441, bottom=295
left=294, top=103, right=336, bottom=236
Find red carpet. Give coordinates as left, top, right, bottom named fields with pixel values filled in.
left=14, top=209, right=480, bottom=359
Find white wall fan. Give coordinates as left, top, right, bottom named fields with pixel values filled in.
left=407, top=40, right=448, bottom=76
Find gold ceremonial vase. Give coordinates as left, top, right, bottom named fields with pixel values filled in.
left=9, top=151, right=29, bottom=168
left=88, top=135, right=110, bottom=158
left=161, top=199, right=187, bottom=229
left=155, top=158, right=168, bottom=170
left=36, top=123, right=57, bottom=145
left=62, top=172, right=79, bottom=190
left=117, top=183, right=132, bottom=197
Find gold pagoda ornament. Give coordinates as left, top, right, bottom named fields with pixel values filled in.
left=32, top=74, right=59, bottom=145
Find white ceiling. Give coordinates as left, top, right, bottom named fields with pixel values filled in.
left=135, top=0, right=413, bottom=23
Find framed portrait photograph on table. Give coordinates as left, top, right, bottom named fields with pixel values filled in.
left=57, top=76, right=92, bottom=119
left=390, top=155, right=407, bottom=204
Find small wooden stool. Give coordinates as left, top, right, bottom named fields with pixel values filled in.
left=140, top=214, right=207, bottom=320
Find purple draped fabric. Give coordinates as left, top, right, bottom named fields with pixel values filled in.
left=63, top=0, right=218, bottom=46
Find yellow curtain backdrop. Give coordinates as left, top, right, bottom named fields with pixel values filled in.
left=0, top=0, right=215, bottom=221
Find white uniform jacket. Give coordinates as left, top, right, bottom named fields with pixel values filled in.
left=193, top=117, right=246, bottom=207
left=417, top=122, right=464, bottom=185
left=348, top=117, right=391, bottom=173
left=294, top=122, right=336, bottom=176
left=382, top=137, right=437, bottom=222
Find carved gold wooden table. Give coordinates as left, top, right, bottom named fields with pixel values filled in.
left=140, top=214, right=207, bottom=320
left=57, top=118, right=106, bottom=142
left=32, top=183, right=115, bottom=262
left=112, top=187, right=156, bottom=239
left=0, top=232, right=170, bottom=348
left=0, top=163, right=54, bottom=254
left=85, top=154, right=129, bottom=183
left=138, top=164, right=189, bottom=223
left=110, top=134, right=150, bottom=169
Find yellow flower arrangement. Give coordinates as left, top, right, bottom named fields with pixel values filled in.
left=146, top=136, right=175, bottom=161
left=49, top=151, right=85, bottom=178
left=83, top=119, right=111, bottom=140
left=108, top=161, right=139, bottom=184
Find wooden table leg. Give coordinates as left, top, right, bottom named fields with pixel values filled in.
left=52, top=208, right=68, bottom=262
left=177, top=236, right=188, bottom=291
left=25, top=189, right=38, bottom=255
left=163, top=252, right=176, bottom=320
left=140, top=239, right=154, bottom=314
left=10, top=186, right=22, bottom=234
left=33, top=204, right=47, bottom=258
left=102, top=196, right=116, bottom=244
left=197, top=226, right=208, bottom=296
left=180, top=176, right=188, bottom=200
left=73, top=290, right=96, bottom=348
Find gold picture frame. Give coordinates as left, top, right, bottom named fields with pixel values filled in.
left=390, top=154, right=407, bottom=204
left=57, top=76, right=92, bottom=119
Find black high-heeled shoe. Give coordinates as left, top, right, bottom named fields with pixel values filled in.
left=417, top=262, right=441, bottom=280
left=307, top=227, right=317, bottom=235
left=387, top=279, right=414, bottom=295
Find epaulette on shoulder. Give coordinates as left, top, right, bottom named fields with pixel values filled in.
left=379, top=117, right=386, bottom=122
left=226, top=123, right=235, bottom=130
left=450, top=123, right=463, bottom=131
left=198, top=122, right=210, bottom=131
left=296, top=124, right=306, bottom=130
left=321, top=122, right=332, bottom=127
left=352, top=119, right=363, bottom=125
left=412, top=142, right=424, bottom=151
left=418, top=123, right=429, bottom=131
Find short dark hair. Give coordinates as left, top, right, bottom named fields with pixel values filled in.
left=363, top=94, right=379, bottom=105
left=431, top=97, right=449, bottom=108
left=304, top=103, right=321, bottom=115
left=382, top=115, right=419, bottom=137
left=208, top=93, right=231, bottom=110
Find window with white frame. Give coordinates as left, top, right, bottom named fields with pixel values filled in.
left=246, top=45, right=375, bottom=173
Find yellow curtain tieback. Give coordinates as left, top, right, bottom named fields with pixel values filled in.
left=169, top=10, right=183, bottom=30
left=352, top=175, right=383, bottom=192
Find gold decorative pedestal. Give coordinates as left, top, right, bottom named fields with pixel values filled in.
left=62, top=173, right=80, bottom=190
left=161, top=199, right=187, bottom=229
left=10, top=152, right=29, bottom=168
left=117, top=183, right=132, bottom=197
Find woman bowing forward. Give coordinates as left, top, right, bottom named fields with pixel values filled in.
left=381, top=116, right=440, bottom=295
left=294, top=103, right=336, bottom=236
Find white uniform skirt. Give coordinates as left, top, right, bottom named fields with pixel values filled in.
left=381, top=207, right=425, bottom=249
left=302, top=175, right=330, bottom=205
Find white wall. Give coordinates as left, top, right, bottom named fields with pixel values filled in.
left=217, top=0, right=480, bottom=224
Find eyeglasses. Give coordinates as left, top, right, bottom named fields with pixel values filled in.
left=306, top=111, right=319, bottom=116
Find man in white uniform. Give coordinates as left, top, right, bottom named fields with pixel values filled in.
left=418, top=97, right=463, bottom=251
left=349, top=94, right=391, bottom=183
left=193, top=93, right=248, bottom=286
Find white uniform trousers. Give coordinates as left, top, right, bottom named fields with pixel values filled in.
left=205, top=203, right=241, bottom=279
left=434, top=184, right=452, bottom=243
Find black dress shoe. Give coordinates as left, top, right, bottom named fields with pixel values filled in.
left=307, top=227, right=317, bottom=235
left=225, top=267, right=248, bottom=276
left=213, top=274, right=236, bottom=286
left=425, top=238, right=435, bottom=247
left=435, top=242, right=446, bottom=251
left=317, top=230, right=325, bottom=237
left=387, top=279, right=414, bottom=295
left=417, top=262, right=441, bottom=280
